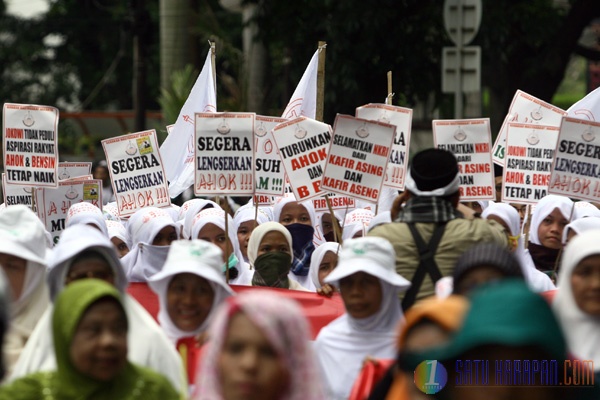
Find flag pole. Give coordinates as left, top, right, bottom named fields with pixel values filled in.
left=210, top=41, right=216, bottom=94
left=316, top=41, right=327, bottom=122
left=386, top=71, right=394, bottom=105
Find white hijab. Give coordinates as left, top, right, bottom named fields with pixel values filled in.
left=180, top=198, right=222, bottom=239
left=105, top=220, right=130, bottom=249
left=553, top=230, right=600, bottom=371
left=308, top=242, right=340, bottom=289
left=482, top=202, right=555, bottom=293
left=528, top=194, right=574, bottom=245
left=562, top=217, right=600, bottom=244
left=122, top=207, right=177, bottom=282
left=190, top=208, right=250, bottom=285
left=65, top=202, right=109, bottom=237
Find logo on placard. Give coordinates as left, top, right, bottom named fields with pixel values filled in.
left=454, top=126, right=467, bottom=142
left=294, top=124, right=307, bottom=139
left=59, top=168, right=70, bottom=180
left=22, top=111, right=35, bottom=127
left=356, top=122, right=370, bottom=139
left=531, top=105, right=543, bottom=121
left=255, top=121, right=268, bottom=137
left=527, top=129, right=540, bottom=146
left=65, top=185, right=79, bottom=200
left=582, top=127, right=595, bottom=142
left=83, top=183, right=99, bottom=201
left=414, top=360, right=447, bottom=394
left=136, top=136, right=153, bottom=155
left=125, top=140, right=138, bottom=156
left=217, top=118, right=231, bottom=135
left=378, top=111, right=390, bottom=124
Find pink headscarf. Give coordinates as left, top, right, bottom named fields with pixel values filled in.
left=195, top=290, right=325, bottom=400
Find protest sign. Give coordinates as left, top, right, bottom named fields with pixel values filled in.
left=321, top=115, right=394, bottom=203
left=312, top=193, right=356, bottom=212
left=35, top=178, right=103, bottom=244
left=102, top=130, right=170, bottom=217
left=3, top=103, right=59, bottom=187
left=254, top=115, right=287, bottom=196
left=194, top=112, right=255, bottom=196
left=502, top=123, right=558, bottom=203
left=549, top=117, right=600, bottom=201
left=491, top=90, right=565, bottom=165
left=433, top=118, right=495, bottom=200
left=2, top=173, right=33, bottom=208
left=58, top=162, right=92, bottom=181
left=272, top=117, right=332, bottom=201
left=355, top=103, right=412, bottom=190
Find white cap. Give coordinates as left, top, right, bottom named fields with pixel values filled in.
left=148, top=240, right=233, bottom=296
left=0, top=205, right=48, bottom=264
left=325, top=236, right=411, bottom=289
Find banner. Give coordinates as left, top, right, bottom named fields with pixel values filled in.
left=3, top=103, right=59, bottom=187
left=321, top=115, right=393, bottom=203
left=501, top=123, right=559, bottom=203
left=58, top=162, right=92, bottom=181
left=491, top=90, right=565, bottom=165
left=35, top=178, right=103, bottom=244
left=433, top=118, right=495, bottom=200
left=103, top=130, right=171, bottom=217
left=272, top=117, right=331, bottom=201
left=312, top=193, right=356, bottom=212
left=159, top=50, right=217, bottom=198
left=549, top=117, right=600, bottom=201
left=281, top=50, right=318, bottom=119
left=194, top=112, right=255, bottom=196
left=254, top=115, right=287, bottom=196
left=355, top=103, right=412, bottom=190
left=2, top=173, right=33, bottom=208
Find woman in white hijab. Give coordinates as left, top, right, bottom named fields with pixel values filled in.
left=247, top=222, right=311, bottom=291
left=179, top=198, right=221, bottom=240
left=191, top=207, right=250, bottom=285
left=232, top=203, right=269, bottom=263
left=313, top=236, right=411, bottom=400
left=9, top=224, right=187, bottom=395
left=148, top=240, right=233, bottom=343
left=65, top=202, right=109, bottom=237
left=562, top=216, right=600, bottom=245
left=553, top=230, right=600, bottom=383
left=342, top=208, right=374, bottom=241
left=308, top=242, right=340, bottom=296
left=122, top=207, right=179, bottom=282
left=0, top=206, right=51, bottom=374
left=482, top=202, right=555, bottom=293
left=105, top=220, right=130, bottom=258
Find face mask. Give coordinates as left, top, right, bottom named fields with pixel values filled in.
left=286, top=223, right=315, bottom=276
left=252, top=252, right=291, bottom=289
left=223, top=253, right=239, bottom=280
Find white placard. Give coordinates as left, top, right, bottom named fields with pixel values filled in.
left=2, top=173, right=33, bottom=208
left=194, top=112, right=255, bottom=196
left=321, top=115, right=394, bottom=203
left=102, top=130, right=171, bottom=217
left=491, top=90, right=565, bottom=165
left=433, top=118, right=495, bottom=200
left=58, top=162, right=92, bottom=181
left=36, top=178, right=103, bottom=244
left=272, top=116, right=332, bottom=201
left=356, top=103, right=412, bottom=190
left=3, top=103, right=59, bottom=187
left=502, top=123, right=559, bottom=203
left=254, top=115, right=287, bottom=196
left=549, top=117, right=600, bottom=201
left=312, top=193, right=356, bottom=212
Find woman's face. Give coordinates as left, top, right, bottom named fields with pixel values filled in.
left=198, top=223, right=232, bottom=264
left=70, top=298, right=128, bottom=381
left=167, top=273, right=214, bottom=332
left=66, top=258, right=115, bottom=287
left=237, top=220, right=258, bottom=260
left=257, top=231, right=291, bottom=257
left=339, top=272, right=383, bottom=319
left=110, top=237, right=129, bottom=258
left=537, top=208, right=568, bottom=249
left=218, top=312, right=289, bottom=400
left=279, top=202, right=311, bottom=226
left=0, top=253, right=27, bottom=300
left=318, top=251, right=338, bottom=287
left=571, top=254, right=600, bottom=317
left=152, top=225, right=178, bottom=246
left=321, top=213, right=334, bottom=237
left=454, top=265, right=505, bottom=296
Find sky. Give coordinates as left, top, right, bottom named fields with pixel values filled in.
left=6, top=0, right=48, bottom=18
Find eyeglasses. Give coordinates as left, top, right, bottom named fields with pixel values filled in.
left=66, top=270, right=115, bottom=282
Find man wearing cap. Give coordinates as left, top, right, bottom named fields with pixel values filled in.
left=368, top=148, right=507, bottom=309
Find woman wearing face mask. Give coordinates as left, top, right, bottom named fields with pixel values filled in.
left=0, top=279, right=179, bottom=399
left=122, top=207, right=179, bottom=282
left=527, top=194, right=573, bottom=274
left=273, top=195, right=317, bottom=290
left=314, top=237, right=411, bottom=400
left=247, top=222, right=310, bottom=291
left=191, top=208, right=250, bottom=285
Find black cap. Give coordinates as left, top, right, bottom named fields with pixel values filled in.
left=410, top=148, right=459, bottom=191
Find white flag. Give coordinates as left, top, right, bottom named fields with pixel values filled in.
left=160, top=50, right=217, bottom=198
left=567, top=86, right=600, bottom=122
left=281, top=49, right=318, bottom=119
